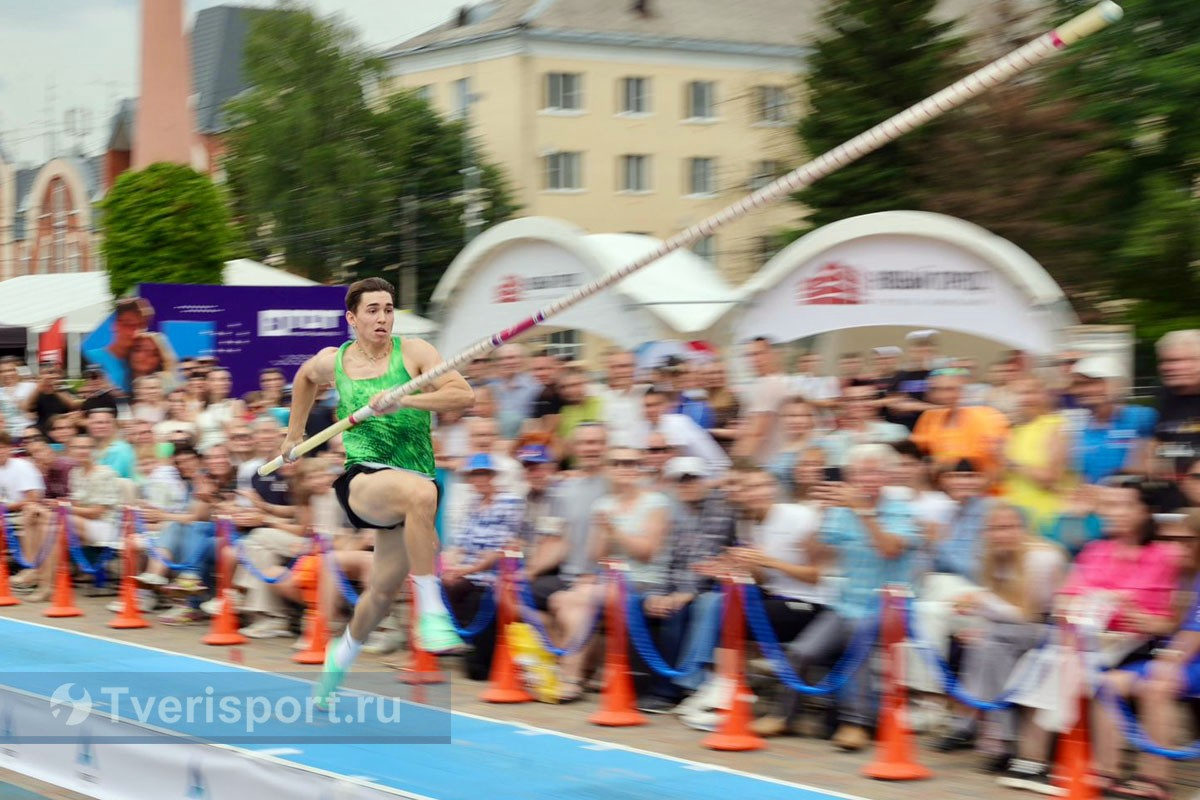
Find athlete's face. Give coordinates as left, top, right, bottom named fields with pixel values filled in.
left=348, top=291, right=394, bottom=344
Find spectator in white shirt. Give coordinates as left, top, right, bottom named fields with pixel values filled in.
left=734, top=338, right=793, bottom=462
left=0, top=358, right=34, bottom=438
left=601, top=349, right=650, bottom=449
left=0, top=430, right=48, bottom=592
left=643, top=386, right=730, bottom=477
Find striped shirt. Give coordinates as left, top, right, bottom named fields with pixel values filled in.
left=458, top=493, right=524, bottom=586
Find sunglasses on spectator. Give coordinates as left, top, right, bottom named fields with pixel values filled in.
left=645, top=446, right=671, bottom=454
left=610, top=458, right=641, bottom=468
left=1186, top=473, right=1200, bottom=481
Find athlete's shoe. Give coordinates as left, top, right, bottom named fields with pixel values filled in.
left=313, top=639, right=348, bottom=712
left=417, top=609, right=468, bottom=654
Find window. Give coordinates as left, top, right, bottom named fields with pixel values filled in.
left=691, top=235, right=716, bottom=266
left=452, top=78, right=471, bottom=120
left=619, top=155, right=650, bottom=192
left=687, top=157, right=715, bottom=196
left=414, top=85, right=434, bottom=104
left=757, top=86, right=790, bottom=123
left=544, top=152, right=583, bottom=190
left=620, top=77, right=650, bottom=114
left=545, top=72, right=583, bottom=111
left=686, top=81, right=716, bottom=119
left=546, top=330, right=581, bottom=360
left=750, top=159, right=782, bottom=190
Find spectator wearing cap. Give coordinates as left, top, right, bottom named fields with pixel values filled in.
left=734, top=337, right=793, bottom=462
left=1070, top=355, right=1157, bottom=485
left=443, top=417, right=526, bottom=546
left=643, top=385, right=730, bottom=478
left=489, top=344, right=542, bottom=441
left=911, top=368, right=1009, bottom=480
left=515, top=444, right=558, bottom=545
left=637, top=457, right=737, bottom=713
left=819, top=381, right=909, bottom=469
left=1001, top=376, right=1074, bottom=534
left=443, top=452, right=524, bottom=680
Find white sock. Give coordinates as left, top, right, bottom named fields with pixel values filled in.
left=333, top=633, right=363, bottom=670
left=413, top=574, right=448, bottom=616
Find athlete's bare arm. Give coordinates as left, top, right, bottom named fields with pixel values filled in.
left=282, top=347, right=338, bottom=455
left=369, top=338, right=474, bottom=415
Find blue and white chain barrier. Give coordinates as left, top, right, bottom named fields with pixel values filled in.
left=1101, top=682, right=1200, bottom=761
left=63, top=511, right=108, bottom=579
left=317, top=534, right=360, bottom=606
left=625, top=576, right=719, bottom=679
left=131, top=510, right=197, bottom=572
left=743, top=582, right=875, bottom=695
left=511, top=569, right=603, bottom=658
left=232, top=537, right=292, bottom=585
left=901, top=598, right=1052, bottom=712
left=0, top=503, right=56, bottom=570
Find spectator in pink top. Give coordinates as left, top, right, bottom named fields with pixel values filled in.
left=1058, top=476, right=1184, bottom=637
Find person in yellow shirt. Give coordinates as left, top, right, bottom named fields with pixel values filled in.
left=912, top=369, right=1010, bottom=481
left=1001, top=376, right=1074, bottom=534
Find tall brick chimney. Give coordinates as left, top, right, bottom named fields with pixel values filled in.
left=133, top=0, right=195, bottom=169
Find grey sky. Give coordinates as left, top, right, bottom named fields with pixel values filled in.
left=0, top=0, right=462, bottom=166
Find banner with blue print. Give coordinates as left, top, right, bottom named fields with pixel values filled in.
left=137, top=284, right=351, bottom=397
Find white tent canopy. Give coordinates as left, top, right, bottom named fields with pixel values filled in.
left=728, top=211, right=1077, bottom=355
left=0, top=260, right=322, bottom=335
left=430, top=217, right=736, bottom=356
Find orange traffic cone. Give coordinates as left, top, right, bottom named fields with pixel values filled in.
left=480, top=558, right=533, bottom=704
left=110, top=509, right=150, bottom=629
left=294, top=540, right=330, bottom=665
left=1054, top=633, right=1097, bottom=800
left=704, top=579, right=765, bottom=751
left=0, top=511, right=20, bottom=607
left=203, top=518, right=246, bottom=646
left=589, top=568, right=645, bottom=727
left=44, top=506, right=82, bottom=618
left=398, top=576, right=446, bottom=685
left=862, top=588, right=932, bottom=781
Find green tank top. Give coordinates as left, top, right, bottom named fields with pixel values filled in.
left=335, top=337, right=435, bottom=477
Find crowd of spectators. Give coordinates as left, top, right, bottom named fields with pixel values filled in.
left=4, top=327, right=1200, bottom=800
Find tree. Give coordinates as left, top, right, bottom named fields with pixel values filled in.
left=793, top=0, right=962, bottom=230
left=1050, top=0, right=1200, bottom=325
left=101, top=163, right=233, bottom=299
left=224, top=3, right=516, bottom=303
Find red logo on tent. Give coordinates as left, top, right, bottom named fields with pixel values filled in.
left=799, top=261, right=863, bottom=305
left=494, top=275, right=524, bottom=304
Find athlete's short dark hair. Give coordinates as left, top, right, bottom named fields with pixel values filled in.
left=346, top=278, right=395, bottom=313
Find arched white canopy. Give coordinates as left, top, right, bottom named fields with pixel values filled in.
left=431, top=217, right=736, bottom=355
left=728, top=211, right=1076, bottom=354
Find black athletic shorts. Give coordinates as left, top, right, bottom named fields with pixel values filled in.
left=332, top=463, right=441, bottom=531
